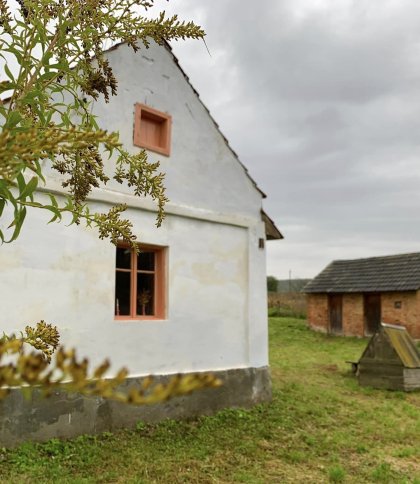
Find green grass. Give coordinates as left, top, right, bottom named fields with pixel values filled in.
left=1, top=317, right=420, bottom=483
left=268, top=305, right=306, bottom=319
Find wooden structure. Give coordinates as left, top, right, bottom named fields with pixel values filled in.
left=357, top=323, right=420, bottom=391
left=304, top=252, right=420, bottom=338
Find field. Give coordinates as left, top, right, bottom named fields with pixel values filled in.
left=1, top=318, right=420, bottom=483
left=267, top=292, right=307, bottom=319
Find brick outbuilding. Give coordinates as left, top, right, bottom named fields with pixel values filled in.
left=304, top=253, right=420, bottom=339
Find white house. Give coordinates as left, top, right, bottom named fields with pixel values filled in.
left=0, top=42, right=282, bottom=445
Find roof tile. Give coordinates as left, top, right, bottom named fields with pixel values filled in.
left=304, top=252, right=420, bottom=293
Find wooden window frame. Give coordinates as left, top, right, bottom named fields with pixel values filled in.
left=115, top=243, right=166, bottom=321
left=133, top=103, right=172, bottom=156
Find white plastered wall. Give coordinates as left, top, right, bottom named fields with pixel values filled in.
left=0, top=200, right=268, bottom=375
left=0, top=42, right=269, bottom=376
left=91, top=42, right=262, bottom=220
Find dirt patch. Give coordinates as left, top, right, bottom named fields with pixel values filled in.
left=316, top=364, right=339, bottom=372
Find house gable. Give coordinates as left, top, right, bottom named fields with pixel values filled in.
left=91, top=42, right=268, bottom=223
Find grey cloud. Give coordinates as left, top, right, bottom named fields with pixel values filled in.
left=161, top=0, right=420, bottom=278
left=196, top=1, right=420, bottom=105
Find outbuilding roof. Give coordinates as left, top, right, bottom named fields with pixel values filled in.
left=304, top=252, right=420, bottom=293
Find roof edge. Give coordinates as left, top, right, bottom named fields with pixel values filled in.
left=261, top=210, right=283, bottom=240
left=160, top=40, right=267, bottom=199
left=329, top=251, right=420, bottom=265
left=5, top=39, right=270, bottom=201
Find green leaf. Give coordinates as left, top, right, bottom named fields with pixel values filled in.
left=42, top=50, right=53, bottom=65
left=6, top=111, right=22, bottom=129
left=0, top=181, right=14, bottom=202
left=7, top=207, right=26, bottom=242
left=16, top=173, right=25, bottom=195
left=18, top=176, right=38, bottom=201
left=5, top=45, right=23, bottom=64
left=46, top=206, right=62, bottom=224
left=32, top=160, right=45, bottom=182
left=48, top=194, right=59, bottom=208
left=4, top=63, right=15, bottom=82
left=38, top=71, right=57, bottom=82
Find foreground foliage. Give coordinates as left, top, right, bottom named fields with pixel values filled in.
left=0, top=0, right=204, bottom=245
left=1, top=318, right=419, bottom=483
left=0, top=321, right=220, bottom=404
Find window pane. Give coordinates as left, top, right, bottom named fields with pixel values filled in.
left=115, top=271, right=131, bottom=316
left=116, top=247, right=131, bottom=269
left=136, top=273, right=154, bottom=316
left=137, top=251, right=155, bottom=271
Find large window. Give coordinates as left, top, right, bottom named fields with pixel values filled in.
left=115, top=244, right=166, bottom=320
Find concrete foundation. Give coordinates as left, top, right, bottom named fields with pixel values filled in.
left=0, top=366, right=271, bottom=447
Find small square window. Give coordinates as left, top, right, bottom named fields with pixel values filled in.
left=394, top=301, right=402, bottom=309
left=134, top=103, right=171, bottom=156
left=115, top=244, right=166, bottom=320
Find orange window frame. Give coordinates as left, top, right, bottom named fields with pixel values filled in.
left=133, top=103, right=172, bottom=156
left=115, top=243, right=166, bottom=321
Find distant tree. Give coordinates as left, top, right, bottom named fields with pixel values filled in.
left=267, top=276, right=278, bottom=293
left=0, top=0, right=220, bottom=403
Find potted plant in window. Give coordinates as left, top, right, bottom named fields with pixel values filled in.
left=138, top=290, right=152, bottom=316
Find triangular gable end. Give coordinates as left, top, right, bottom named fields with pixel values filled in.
left=360, top=324, right=420, bottom=369
left=104, top=41, right=282, bottom=240
left=360, top=330, right=401, bottom=364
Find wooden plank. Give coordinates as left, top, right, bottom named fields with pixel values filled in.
left=364, top=293, right=381, bottom=335
left=358, top=364, right=404, bottom=376
left=359, top=374, right=404, bottom=390
left=328, top=294, right=343, bottom=334
left=403, top=369, right=420, bottom=389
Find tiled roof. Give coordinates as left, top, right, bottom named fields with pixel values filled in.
left=304, top=252, right=420, bottom=293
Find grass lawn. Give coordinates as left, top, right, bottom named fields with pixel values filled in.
left=1, top=317, right=420, bottom=483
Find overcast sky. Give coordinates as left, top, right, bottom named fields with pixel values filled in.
left=153, top=0, right=420, bottom=280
